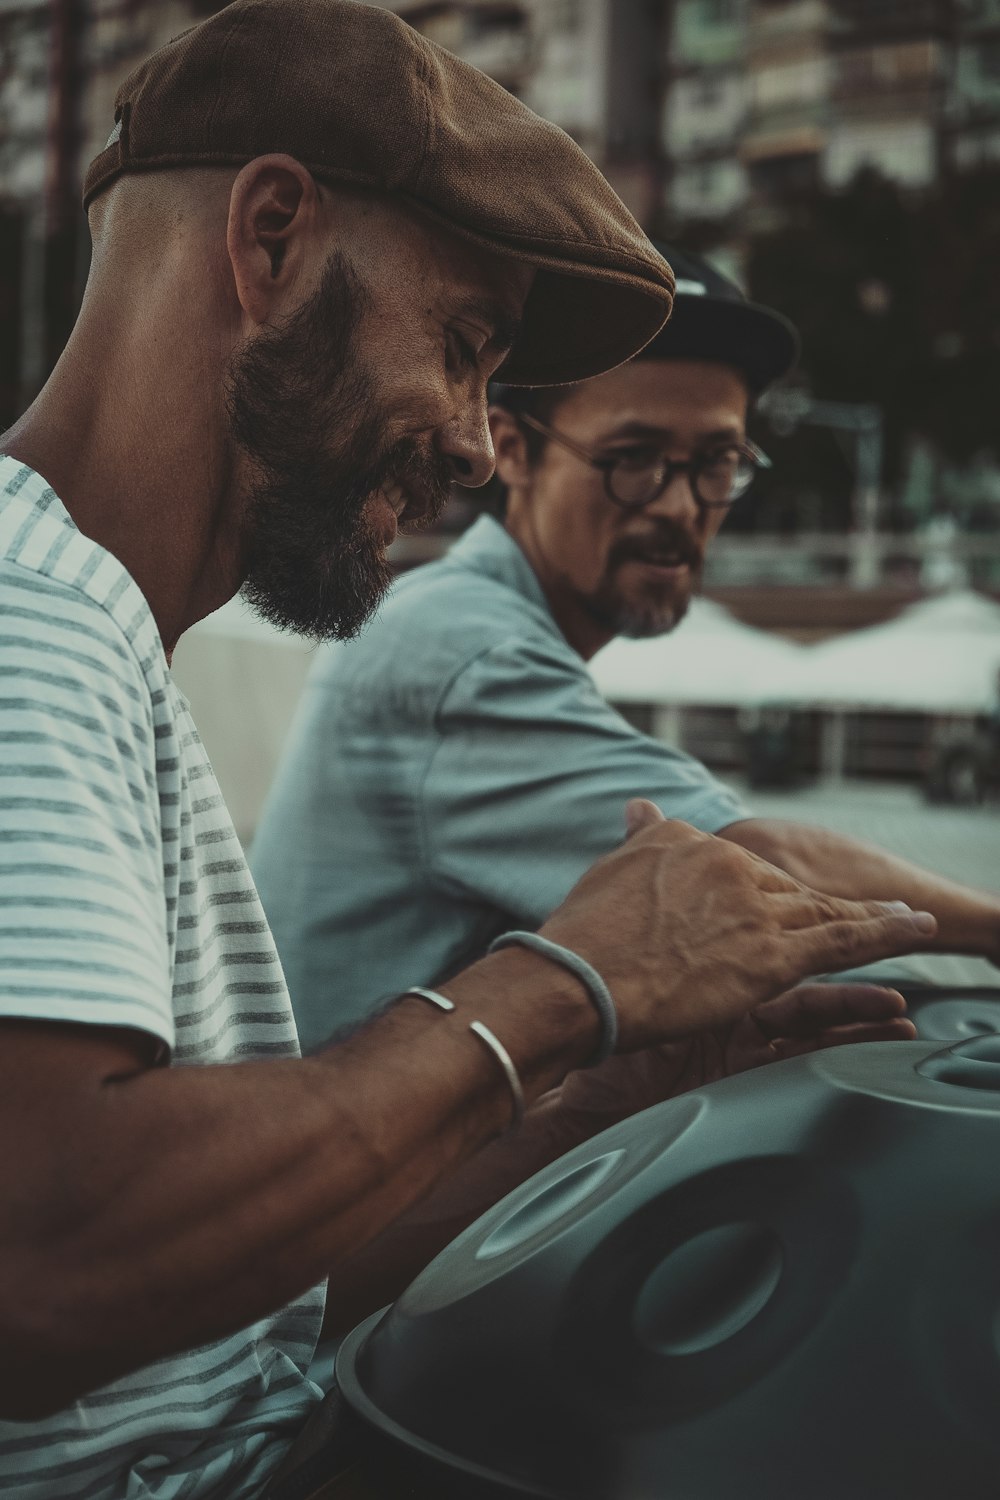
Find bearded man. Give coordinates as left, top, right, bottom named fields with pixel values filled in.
left=0, top=5, right=941, bottom=1495
left=252, top=245, right=1000, bottom=1054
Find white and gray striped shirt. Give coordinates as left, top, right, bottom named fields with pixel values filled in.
left=0, top=458, right=325, bottom=1498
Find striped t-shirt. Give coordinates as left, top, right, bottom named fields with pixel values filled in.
left=0, top=458, right=325, bottom=1498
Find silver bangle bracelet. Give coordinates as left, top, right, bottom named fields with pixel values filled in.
left=487, top=931, right=618, bottom=1065
left=400, top=987, right=526, bottom=1131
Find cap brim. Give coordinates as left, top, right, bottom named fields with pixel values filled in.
left=497, top=266, right=672, bottom=386
left=401, top=199, right=674, bottom=388
left=643, top=295, right=799, bottom=393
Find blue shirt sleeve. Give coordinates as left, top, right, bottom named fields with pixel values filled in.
left=420, top=636, right=749, bottom=926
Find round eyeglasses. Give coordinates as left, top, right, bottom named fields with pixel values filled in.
left=517, top=412, right=771, bottom=512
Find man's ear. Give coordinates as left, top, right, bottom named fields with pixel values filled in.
left=226, top=154, right=320, bottom=325
left=489, top=405, right=534, bottom=489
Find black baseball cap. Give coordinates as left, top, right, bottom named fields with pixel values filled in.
left=640, top=242, right=799, bottom=394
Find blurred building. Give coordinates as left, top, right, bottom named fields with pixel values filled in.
left=662, top=0, right=966, bottom=230
left=743, top=0, right=831, bottom=204
left=824, top=0, right=954, bottom=191
left=662, top=0, right=750, bottom=223
left=372, top=1, right=663, bottom=221
left=951, top=0, right=1000, bottom=168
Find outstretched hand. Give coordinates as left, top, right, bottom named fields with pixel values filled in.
left=539, top=799, right=937, bottom=1053
left=558, top=979, right=916, bottom=1122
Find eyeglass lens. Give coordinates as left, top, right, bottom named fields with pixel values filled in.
left=610, top=447, right=755, bottom=509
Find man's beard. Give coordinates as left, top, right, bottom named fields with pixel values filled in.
left=583, top=520, right=704, bottom=640
left=226, top=252, right=451, bottom=642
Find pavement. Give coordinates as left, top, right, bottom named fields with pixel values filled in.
left=729, top=777, right=1000, bottom=989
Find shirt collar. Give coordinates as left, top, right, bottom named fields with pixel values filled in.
left=444, top=514, right=552, bottom=617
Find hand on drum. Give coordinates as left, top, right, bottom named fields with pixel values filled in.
left=557, top=978, right=915, bottom=1122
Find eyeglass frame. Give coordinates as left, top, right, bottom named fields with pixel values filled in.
left=515, top=410, right=771, bottom=512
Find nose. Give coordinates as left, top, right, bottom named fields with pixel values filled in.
left=644, top=465, right=702, bottom=527
left=437, top=397, right=497, bottom=489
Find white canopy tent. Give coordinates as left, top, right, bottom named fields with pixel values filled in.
left=784, top=590, right=1000, bottom=714
left=589, top=596, right=807, bottom=707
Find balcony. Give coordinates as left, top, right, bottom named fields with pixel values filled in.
left=831, top=38, right=945, bottom=100
left=742, top=120, right=827, bottom=163
left=748, top=0, right=831, bottom=44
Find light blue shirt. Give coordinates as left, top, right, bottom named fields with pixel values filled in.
left=252, top=516, right=748, bottom=1053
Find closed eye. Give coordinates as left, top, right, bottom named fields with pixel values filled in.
left=446, top=328, right=481, bottom=375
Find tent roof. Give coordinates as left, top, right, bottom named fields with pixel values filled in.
left=589, top=597, right=805, bottom=707
left=785, top=589, right=1000, bottom=713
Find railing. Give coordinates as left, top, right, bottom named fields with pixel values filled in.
left=390, top=528, right=1000, bottom=593
left=702, top=533, right=1000, bottom=591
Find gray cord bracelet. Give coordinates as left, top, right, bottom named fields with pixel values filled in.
left=487, top=931, right=618, bottom=1065
left=401, top=988, right=526, bottom=1131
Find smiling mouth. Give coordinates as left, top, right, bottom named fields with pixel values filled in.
left=385, top=482, right=435, bottom=529
left=624, top=549, right=699, bottom=572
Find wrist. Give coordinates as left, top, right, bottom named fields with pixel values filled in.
left=945, top=891, right=1000, bottom=963
left=488, top=931, right=617, bottom=1065
left=440, top=945, right=602, bottom=1093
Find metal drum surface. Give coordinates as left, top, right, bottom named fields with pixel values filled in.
left=901, top=983, right=1000, bottom=1043
left=337, top=1029, right=1000, bottom=1499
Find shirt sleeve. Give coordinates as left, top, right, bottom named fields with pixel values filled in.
left=420, top=637, right=749, bottom=926
left=0, top=575, right=174, bottom=1048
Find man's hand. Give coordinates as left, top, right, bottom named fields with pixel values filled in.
left=538, top=799, right=937, bottom=1052
left=557, top=980, right=915, bottom=1122
left=717, top=814, right=1000, bottom=974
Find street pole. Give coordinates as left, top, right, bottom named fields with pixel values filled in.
left=760, top=391, right=885, bottom=588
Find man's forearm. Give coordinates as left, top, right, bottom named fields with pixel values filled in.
left=719, top=817, right=1000, bottom=963
left=0, top=815, right=942, bottom=1416
left=0, top=950, right=595, bottom=1417
left=321, top=1082, right=616, bottom=1337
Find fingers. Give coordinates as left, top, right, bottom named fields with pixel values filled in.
left=752, top=983, right=907, bottom=1040
left=624, top=798, right=665, bottom=839
left=772, top=1017, right=917, bottom=1058
left=791, top=904, right=937, bottom=973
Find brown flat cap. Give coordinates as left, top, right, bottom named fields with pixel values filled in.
left=82, top=0, right=673, bottom=385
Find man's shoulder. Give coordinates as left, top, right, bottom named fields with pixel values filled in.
left=331, top=545, right=559, bottom=677
left=0, top=468, right=164, bottom=687
left=395, top=549, right=534, bottom=624
left=0, top=554, right=160, bottom=741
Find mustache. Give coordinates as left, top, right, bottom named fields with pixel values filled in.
left=607, top=521, right=704, bottom=572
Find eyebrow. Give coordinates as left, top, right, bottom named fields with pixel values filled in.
left=455, top=296, right=523, bottom=354
left=599, top=421, right=746, bottom=445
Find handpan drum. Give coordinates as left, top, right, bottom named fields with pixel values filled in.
left=336, top=1015, right=1000, bottom=1499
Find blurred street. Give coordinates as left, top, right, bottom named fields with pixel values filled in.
left=731, top=776, right=1000, bottom=988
